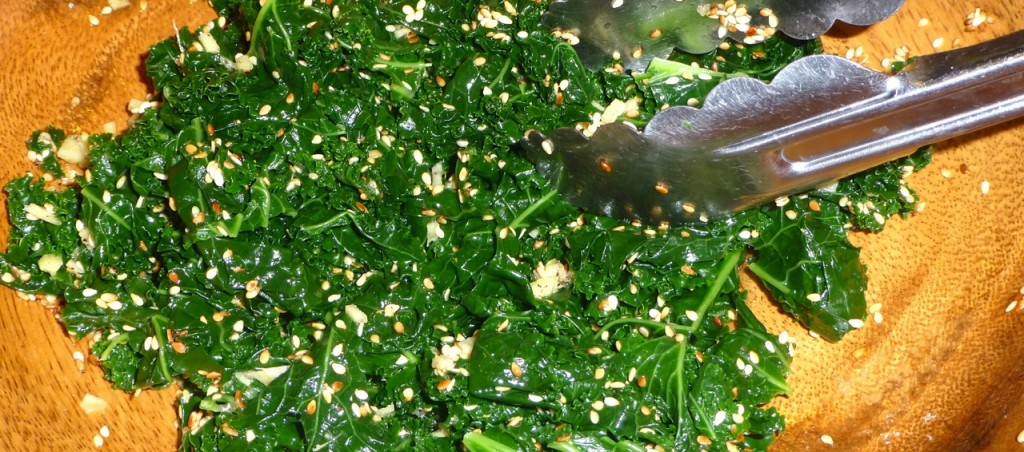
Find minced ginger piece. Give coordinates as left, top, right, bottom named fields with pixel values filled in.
left=80, top=393, right=109, bottom=415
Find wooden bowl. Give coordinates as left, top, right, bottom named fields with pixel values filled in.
left=1, top=1, right=1022, bottom=450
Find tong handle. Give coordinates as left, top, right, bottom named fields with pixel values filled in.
left=778, top=30, right=1024, bottom=188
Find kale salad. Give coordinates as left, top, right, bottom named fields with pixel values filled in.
left=0, top=0, right=929, bottom=450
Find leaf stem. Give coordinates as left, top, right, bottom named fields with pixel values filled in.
left=81, top=187, right=130, bottom=229
left=747, top=261, right=791, bottom=295
left=150, top=315, right=174, bottom=384
left=507, top=190, right=557, bottom=230
left=98, top=333, right=130, bottom=361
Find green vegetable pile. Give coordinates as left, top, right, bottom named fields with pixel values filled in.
left=0, top=0, right=930, bottom=450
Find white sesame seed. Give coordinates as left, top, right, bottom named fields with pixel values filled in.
left=848, top=319, right=865, bottom=329
left=713, top=410, right=727, bottom=425
left=980, top=180, right=990, bottom=194
left=821, top=434, right=834, bottom=445
left=99, top=425, right=110, bottom=438
left=541, top=139, right=554, bottom=155
left=873, top=212, right=886, bottom=225
left=806, top=293, right=822, bottom=302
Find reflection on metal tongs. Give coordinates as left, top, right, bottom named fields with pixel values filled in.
left=524, top=29, right=1024, bottom=224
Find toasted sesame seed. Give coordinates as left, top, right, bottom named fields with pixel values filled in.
left=510, top=361, right=523, bottom=377
left=437, top=379, right=454, bottom=391
left=258, top=104, right=272, bottom=116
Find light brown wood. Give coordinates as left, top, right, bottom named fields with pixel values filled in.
left=0, top=1, right=1022, bottom=450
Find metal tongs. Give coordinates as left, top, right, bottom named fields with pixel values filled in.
left=543, top=0, right=906, bottom=71
left=524, top=27, right=1024, bottom=224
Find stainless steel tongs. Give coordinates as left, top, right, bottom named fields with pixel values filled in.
left=523, top=30, right=1024, bottom=224
left=544, top=0, right=906, bottom=70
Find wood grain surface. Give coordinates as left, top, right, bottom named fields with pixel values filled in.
left=1, top=1, right=1022, bottom=451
